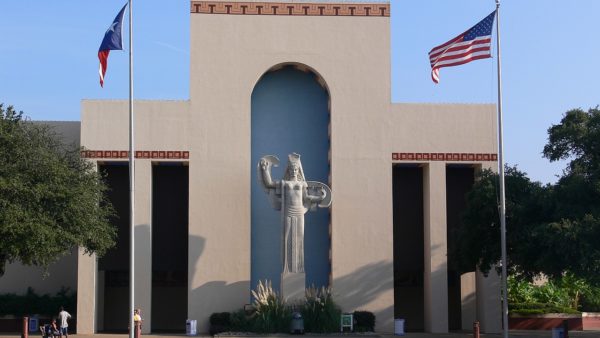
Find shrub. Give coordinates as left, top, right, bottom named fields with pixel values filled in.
left=251, top=280, right=291, bottom=333
left=0, top=287, right=76, bottom=317
left=353, top=311, right=375, bottom=332
left=509, top=302, right=580, bottom=315
left=209, top=312, right=231, bottom=335
left=556, top=273, right=596, bottom=310
left=508, top=273, right=600, bottom=312
left=530, top=280, right=571, bottom=308
left=221, top=282, right=350, bottom=333
left=230, top=309, right=254, bottom=332
left=507, top=276, right=536, bottom=304
left=302, top=285, right=340, bottom=333
left=580, top=287, right=600, bottom=312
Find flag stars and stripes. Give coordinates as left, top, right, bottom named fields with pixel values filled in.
left=429, top=10, right=496, bottom=83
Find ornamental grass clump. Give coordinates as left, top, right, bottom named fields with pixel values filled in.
left=302, top=285, right=341, bottom=333
left=251, top=280, right=291, bottom=333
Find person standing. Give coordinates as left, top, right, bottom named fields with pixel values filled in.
left=57, top=306, right=71, bottom=338
left=133, top=309, right=143, bottom=337
left=133, top=309, right=142, bottom=326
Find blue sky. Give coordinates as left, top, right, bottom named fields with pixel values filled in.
left=1, top=1, right=598, bottom=184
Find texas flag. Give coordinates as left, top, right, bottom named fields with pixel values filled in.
left=98, top=3, right=127, bottom=87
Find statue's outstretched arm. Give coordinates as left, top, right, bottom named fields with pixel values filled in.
left=258, top=155, right=279, bottom=190
left=258, top=155, right=282, bottom=210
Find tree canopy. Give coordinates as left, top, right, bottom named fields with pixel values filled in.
left=0, top=104, right=116, bottom=276
left=456, top=106, right=600, bottom=283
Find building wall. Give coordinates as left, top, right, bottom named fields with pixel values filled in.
left=80, top=100, right=191, bottom=151
left=388, top=103, right=497, bottom=154
left=388, top=103, right=499, bottom=332
left=0, top=251, right=78, bottom=295
left=78, top=100, right=190, bottom=333
left=77, top=1, right=501, bottom=334
left=188, top=3, right=394, bottom=332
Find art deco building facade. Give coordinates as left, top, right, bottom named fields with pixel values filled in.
left=1, top=1, right=501, bottom=334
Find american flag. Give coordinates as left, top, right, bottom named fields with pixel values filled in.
left=429, top=10, right=496, bottom=84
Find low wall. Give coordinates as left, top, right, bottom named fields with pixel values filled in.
left=509, top=314, right=581, bottom=330
left=509, top=313, right=600, bottom=331
left=583, top=312, right=600, bottom=330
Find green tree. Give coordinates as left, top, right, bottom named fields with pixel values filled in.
left=0, top=104, right=116, bottom=276
left=454, top=166, right=554, bottom=278
left=456, top=106, right=600, bottom=283
left=542, top=106, right=600, bottom=282
left=544, top=107, right=600, bottom=182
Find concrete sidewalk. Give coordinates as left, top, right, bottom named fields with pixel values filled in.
left=3, top=331, right=600, bottom=338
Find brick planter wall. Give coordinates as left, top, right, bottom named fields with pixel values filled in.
left=509, top=314, right=582, bottom=330
left=583, top=312, right=600, bottom=330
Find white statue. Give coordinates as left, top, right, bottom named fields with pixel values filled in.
left=258, top=153, right=332, bottom=274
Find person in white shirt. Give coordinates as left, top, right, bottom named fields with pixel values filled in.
left=134, top=309, right=143, bottom=326
left=57, top=306, right=71, bottom=338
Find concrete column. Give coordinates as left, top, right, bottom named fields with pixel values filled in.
left=96, top=271, right=105, bottom=331
left=423, top=162, right=448, bottom=333
left=472, top=163, right=501, bottom=333
left=76, top=160, right=99, bottom=334
left=134, top=161, right=153, bottom=334
left=461, top=272, right=477, bottom=330
left=76, top=248, right=97, bottom=334
left=476, top=269, right=502, bottom=333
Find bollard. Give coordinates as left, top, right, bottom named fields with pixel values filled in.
left=473, top=321, right=480, bottom=338
left=22, top=317, right=29, bottom=338
left=562, top=319, right=569, bottom=338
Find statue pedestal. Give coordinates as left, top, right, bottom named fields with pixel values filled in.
left=281, top=272, right=305, bottom=301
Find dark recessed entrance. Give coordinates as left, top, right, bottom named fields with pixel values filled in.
left=152, top=164, right=189, bottom=332
left=393, top=165, right=425, bottom=331
left=446, top=165, right=475, bottom=330
left=98, top=163, right=130, bottom=332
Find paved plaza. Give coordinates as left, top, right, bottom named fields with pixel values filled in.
left=3, top=331, right=600, bottom=338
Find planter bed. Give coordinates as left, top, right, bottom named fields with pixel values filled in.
left=509, top=313, right=582, bottom=330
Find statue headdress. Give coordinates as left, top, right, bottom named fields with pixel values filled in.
left=283, top=152, right=305, bottom=181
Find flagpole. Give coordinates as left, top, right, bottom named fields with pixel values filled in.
left=128, top=0, right=135, bottom=337
left=495, top=1, right=509, bottom=338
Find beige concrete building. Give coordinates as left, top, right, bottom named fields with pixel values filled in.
left=1, top=0, right=502, bottom=334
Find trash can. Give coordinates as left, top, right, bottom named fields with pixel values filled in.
left=28, top=316, right=39, bottom=332
left=290, top=312, right=304, bottom=334
left=186, top=319, right=197, bottom=336
left=551, top=327, right=564, bottom=338
left=394, top=318, right=405, bottom=336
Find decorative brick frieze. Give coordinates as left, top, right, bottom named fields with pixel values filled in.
left=190, top=1, right=390, bottom=17
left=392, top=152, right=497, bottom=162
left=81, top=150, right=190, bottom=160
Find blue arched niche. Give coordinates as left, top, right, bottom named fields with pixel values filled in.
left=251, top=64, right=331, bottom=293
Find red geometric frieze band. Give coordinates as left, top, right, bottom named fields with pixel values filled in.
left=81, top=150, right=190, bottom=160
left=392, top=152, right=498, bottom=162
left=191, top=1, right=390, bottom=17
